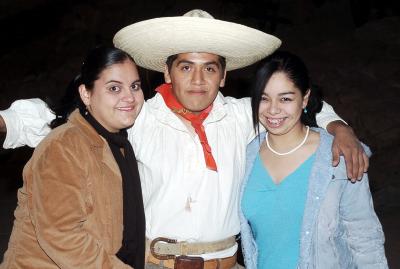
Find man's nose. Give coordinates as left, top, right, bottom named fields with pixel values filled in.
left=191, top=68, right=205, bottom=84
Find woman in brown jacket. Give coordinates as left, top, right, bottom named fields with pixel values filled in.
left=1, top=46, right=145, bottom=269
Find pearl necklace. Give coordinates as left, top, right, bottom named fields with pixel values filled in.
left=266, top=126, right=310, bottom=156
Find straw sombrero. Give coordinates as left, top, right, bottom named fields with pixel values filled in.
left=113, top=9, right=281, bottom=72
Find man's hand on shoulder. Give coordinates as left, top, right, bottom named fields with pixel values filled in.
left=327, top=121, right=369, bottom=182
left=0, top=115, right=6, bottom=133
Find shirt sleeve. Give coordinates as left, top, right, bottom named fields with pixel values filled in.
left=316, top=101, right=347, bottom=130
left=28, top=139, right=132, bottom=269
left=240, top=97, right=257, bottom=143
left=225, top=96, right=259, bottom=144
left=0, top=98, right=55, bottom=149
left=127, top=100, right=147, bottom=148
left=340, top=174, right=389, bottom=268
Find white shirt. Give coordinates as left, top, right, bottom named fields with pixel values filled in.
left=0, top=94, right=343, bottom=259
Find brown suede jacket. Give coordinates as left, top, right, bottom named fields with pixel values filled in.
left=1, top=110, right=132, bottom=269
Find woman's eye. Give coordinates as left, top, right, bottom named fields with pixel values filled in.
left=281, top=97, right=292, bottom=102
left=109, top=86, right=121, bottom=92
left=261, top=96, right=269, bottom=102
left=131, top=84, right=141, bottom=91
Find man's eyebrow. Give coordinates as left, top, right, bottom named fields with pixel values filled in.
left=176, top=60, right=194, bottom=65
left=175, top=60, right=221, bottom=67
left=204, top=61, right=221, bottom=67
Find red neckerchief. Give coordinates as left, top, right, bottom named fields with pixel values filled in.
left=156, top=83, right=217, bottom=171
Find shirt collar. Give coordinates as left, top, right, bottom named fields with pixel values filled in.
left=151, top=91, right=228, bottom=129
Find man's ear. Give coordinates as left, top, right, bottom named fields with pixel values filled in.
left=164, top=65, right=171, bottom=83
left=219, top=70, right=227, bottom=88
left=79, top=84, right=91, bottom=106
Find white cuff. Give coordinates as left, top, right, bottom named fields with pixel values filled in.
left=0, top=108, right=22, bottom=149
left=316, top=101, right=347, bottom=130
left=0, top=98, right=55, bottom=149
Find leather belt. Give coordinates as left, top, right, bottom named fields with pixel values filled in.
left=147, top=252, right=237, bottom=269
left=150, top=236, right=236, bottom=257
left=147, top=236, right=237, bottom=269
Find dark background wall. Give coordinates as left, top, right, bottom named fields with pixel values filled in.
left=0, top=0, right=399, bottom=267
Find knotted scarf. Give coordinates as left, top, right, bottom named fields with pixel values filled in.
left=156, top=83, right=218, bottom=171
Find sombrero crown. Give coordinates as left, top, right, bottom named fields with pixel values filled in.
left=113, top=9, right=281, bottom=72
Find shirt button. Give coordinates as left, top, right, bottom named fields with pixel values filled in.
left=305, top=231, right=310, bottom=235
left=315, top=196, right=320, bottom=200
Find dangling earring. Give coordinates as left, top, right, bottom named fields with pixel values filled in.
left=85, top=106, right=89, bottom=115
left=304, top=108, right=308, bottom=114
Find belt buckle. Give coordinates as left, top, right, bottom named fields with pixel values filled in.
left=174, top=255, right=204, bottom=269
left=150, top=237, right=177, bottom=260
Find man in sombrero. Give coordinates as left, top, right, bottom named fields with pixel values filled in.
left=0, top=9, right=368, bottom=269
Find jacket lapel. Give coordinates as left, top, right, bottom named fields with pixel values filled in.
left=298, top=129, right=334, bottom=268
left=100, top=145, right=122, bottom=178
left=70, top=110, right=121, bottom=179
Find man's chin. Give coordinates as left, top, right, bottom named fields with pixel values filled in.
left=186, top=106, right=209, bottom=114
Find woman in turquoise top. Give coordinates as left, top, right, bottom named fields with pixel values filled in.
left=240, top=51, right=388, bottom=269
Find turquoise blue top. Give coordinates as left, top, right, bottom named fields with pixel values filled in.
left=240, top=130, right=387, bottom=269
left=242, top=153, right=316, bottom=269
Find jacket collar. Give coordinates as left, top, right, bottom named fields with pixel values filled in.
left=68, top=109, right=121, bottom=177
left=298, top=128, right=334, bottom=265
left=245, top=129, right=335, bottom=266
left=68, top=110, right=104, bottom=147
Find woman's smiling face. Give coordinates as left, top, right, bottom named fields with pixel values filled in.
left=258, top=71, right=309, bottom=136
left=80, top=59, right=144, bottom=132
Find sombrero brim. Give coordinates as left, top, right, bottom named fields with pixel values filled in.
left=113, top=16, right=281, bottom=72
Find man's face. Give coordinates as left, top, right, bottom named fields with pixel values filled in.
left=164, top=52, right=226, bottom=114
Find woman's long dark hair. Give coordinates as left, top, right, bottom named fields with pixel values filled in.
left=251, top=51, right=323, bottom=134
left=49, top=46, right=134, bottom=128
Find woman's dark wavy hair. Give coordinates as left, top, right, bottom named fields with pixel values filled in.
left=49, top=46, right=134, bottom=128
left=251, top=51, right=323, bottom=134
